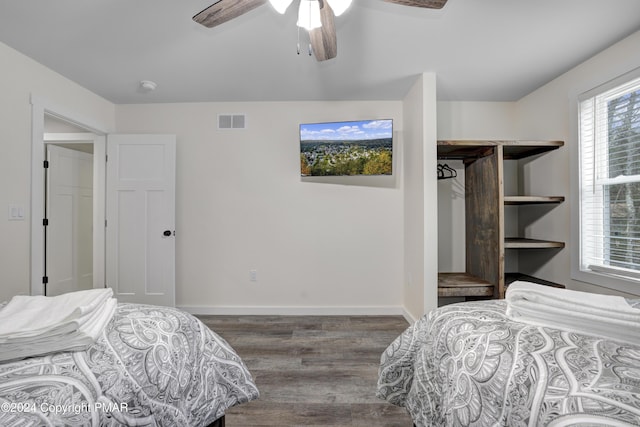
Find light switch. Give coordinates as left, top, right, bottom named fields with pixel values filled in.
left=8, top=204, right=25, bottom=221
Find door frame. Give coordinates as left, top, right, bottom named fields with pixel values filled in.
left=30, top=95, right=109, bottom=296
left=44, top=134, right=106, bottom=293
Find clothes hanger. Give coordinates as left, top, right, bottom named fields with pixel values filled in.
left=442, top=163, right=457, bottom=178
left=437, top=163, right=457, bottom=180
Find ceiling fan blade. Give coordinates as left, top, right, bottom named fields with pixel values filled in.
left=383, top=0, right=448, bottom=9
left=309, top=0, right=337, bottom=61
left=193, top=0, right=267, bottom=28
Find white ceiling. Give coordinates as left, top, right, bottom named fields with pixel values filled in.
left=1, top=0, right=640, bottom=104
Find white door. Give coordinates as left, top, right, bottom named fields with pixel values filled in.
left=46, top=145, right=94, bottom=296
left=106, top=134, right=176, bottom=306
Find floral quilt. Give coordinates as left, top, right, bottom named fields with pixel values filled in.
left=377, top=300, right=640, bottom=426
left=0, top=303, right=258, bottom=426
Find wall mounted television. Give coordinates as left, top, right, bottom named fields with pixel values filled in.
left=300, top=119, right=393, bottom=177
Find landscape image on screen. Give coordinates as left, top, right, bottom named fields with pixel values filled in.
left=300, top=119, right=393, bottom=176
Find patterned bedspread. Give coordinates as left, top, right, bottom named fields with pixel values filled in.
left=377, top=300, right=640, bottom=426
left=0, top=303, right=259, bottom=426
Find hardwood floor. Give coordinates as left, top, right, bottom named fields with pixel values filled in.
left=197, top=315, right=413, bottom=426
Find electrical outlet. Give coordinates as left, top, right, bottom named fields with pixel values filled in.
left=249, top=270, right=257, bottom=282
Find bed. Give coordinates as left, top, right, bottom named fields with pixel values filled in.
left=377, top=297, right=640, bottom=426
left=0, top=302, right=259, bottom=426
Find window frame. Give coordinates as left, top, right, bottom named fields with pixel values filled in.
left=571, top=67, right=640, bottom=294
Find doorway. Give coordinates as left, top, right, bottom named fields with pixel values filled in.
left=42, top=130, right=106, bottom=295
left=45, top=141, right=94, bottom=295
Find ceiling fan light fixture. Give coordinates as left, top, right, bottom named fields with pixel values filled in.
left=269, top=0, right=294, bottom=14
left=326, top=0, right=352, bottom=16
left=297, top=0, right=322, bottom=31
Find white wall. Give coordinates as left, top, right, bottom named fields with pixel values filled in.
left=422, top=74, right=439, bottom=317
left=403, top=76, right=437, bottom=319
left=403, top=73, right=439, bottom=320
left=438, top=102, right=518, bottom=140
left=115, top=101, right=405, bottom=314
left=0, top=41, right=115, bottom=301
left=402, top=77, right=425, bottom=319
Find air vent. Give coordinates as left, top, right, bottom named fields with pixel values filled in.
left=218, top=114, right=247, bottom=130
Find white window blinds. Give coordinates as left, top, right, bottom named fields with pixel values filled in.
left=579, top=75, right=640, bottom=282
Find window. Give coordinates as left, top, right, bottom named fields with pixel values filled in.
left=579, top=74, right=640, bottom=284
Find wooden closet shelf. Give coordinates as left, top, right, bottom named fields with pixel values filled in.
left=504, top=196, right=565, bottom=205
left=437, top=139, right=565, bottom=303
left=437, top=140, right=563, bottom=160
left=438, top=273, right=494, bottom=297
left=502, top=141, right=563, bottom=159
left=437, top=144, right=495, bottom=160
left=505, top=238, right=565, bottom=249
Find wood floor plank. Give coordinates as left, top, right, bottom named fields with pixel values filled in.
left=197, top=315, right=413, bottom=426
left=351, top=403, right=414, bottom=427
left=226, top=401, right=352, bottom=425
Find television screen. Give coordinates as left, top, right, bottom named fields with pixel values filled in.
left=300, top=119, right=393, bottom=176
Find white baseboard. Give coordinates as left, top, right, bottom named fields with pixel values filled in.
left=178, top=305, right=408, bottom=318
left=401, top=308, right=418, bottom=324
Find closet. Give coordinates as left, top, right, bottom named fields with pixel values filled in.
left=437, top=140, right=565, bottom=300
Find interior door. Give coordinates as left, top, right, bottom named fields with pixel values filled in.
left=106, top=134, right=176, bottom=306
left=46, top=145, right=94, bottom=296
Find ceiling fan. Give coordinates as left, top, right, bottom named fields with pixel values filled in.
left=193, top=0, right=447, bottom=61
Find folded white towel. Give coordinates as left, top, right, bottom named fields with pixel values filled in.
left=0, top=289, right=117, bottom=362
left=0, top=298, right=117, bottom=362
left=505, top=281, right=640, bottom=345
left=0, top=288, right=113, bottom=341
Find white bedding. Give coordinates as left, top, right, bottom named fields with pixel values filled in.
left=0, top=289, right=117, bottom=362
left=0, top=288, right=114, bottom=339
left=506, top=281, right=640, bottom=345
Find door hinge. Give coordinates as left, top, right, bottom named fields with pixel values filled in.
left=42, top=276, right=48, bottom=284
left=43, top=218, right=49, bottom=226
left=43, top=160, right=49, bottom=168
